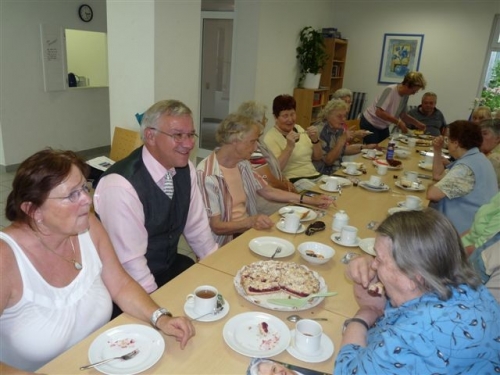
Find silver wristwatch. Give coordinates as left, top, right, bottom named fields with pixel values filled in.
left=150, top=308, right=172, bottom=329
left=341, top=252, right=359, bottom=264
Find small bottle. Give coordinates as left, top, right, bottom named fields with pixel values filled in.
left=332, top=210, right=349, bottom=232
left=386, top=138, right=396, bottom=161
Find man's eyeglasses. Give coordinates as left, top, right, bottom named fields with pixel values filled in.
left=148, top=127, right=198, bottom=143
left=47, top=181, right=92, bottom=203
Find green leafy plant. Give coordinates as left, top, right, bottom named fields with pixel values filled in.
left=476, top=59, right=500, bottom=111
left=296, top=26, right=328, bottom=83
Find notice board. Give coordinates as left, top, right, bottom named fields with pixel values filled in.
left=40, top=24, right=66, bottom=92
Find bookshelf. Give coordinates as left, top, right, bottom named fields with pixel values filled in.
left=320, top=38, right=348, bottom=96
left=293, top=88, right=329, bottom=128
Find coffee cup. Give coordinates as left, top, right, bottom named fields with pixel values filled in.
left=186, top=285, right=218, bottom=315
left=346, top=164, right=358, bottom=174
left=377, top=164, right=388, bottom=176
left=405, top=195, right=422, bottom=210
left=294, top=319, right=323, bottom=355
left=406, top=171, right=418, bottom=183
left=280, top=213, right=300, bottom=232
left=425, top=154, right=433, bottom=165
left=367, top=149, right=377, bottom=158
left=408, top=138, right=417, bottom=147
left=340, top=225, right=358, bottom=245
left=369, top=175, right=382, bottom=186
left=325, top=177, right=339, bottom=191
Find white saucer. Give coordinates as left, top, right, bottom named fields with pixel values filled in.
left=388, top=206, right=410, bottom=215
left=276, top=222, right=306, bottom=234
left=330, top=233, right=361, bottom=247
left=286, top=330, right=334, bottom=363
left=184, top=300, right=230, bottom=322
left=397, top=201, right=423, bottom=210
left=362, top=154, right=377, bottom=160
left=342, top=169, right=362, bottom=176
left=361, top=149, right=383, bottom=156
left=319, top=183, right=340, bottom=192
left=418, top=161, right=433, bottom=171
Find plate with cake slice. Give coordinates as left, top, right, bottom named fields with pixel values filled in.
left=234, top=260, right=327, bottom=311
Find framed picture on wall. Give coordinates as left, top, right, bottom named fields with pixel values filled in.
left=377, top=33, right=424, bottom=84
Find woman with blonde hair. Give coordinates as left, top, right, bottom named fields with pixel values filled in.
left=471, top=106, right=492, bottom=124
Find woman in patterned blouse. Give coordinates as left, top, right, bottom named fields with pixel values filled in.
left=335, top=209, right=500, bottom=374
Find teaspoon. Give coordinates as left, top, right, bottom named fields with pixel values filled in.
left=286, top=314, right=328, bottom=323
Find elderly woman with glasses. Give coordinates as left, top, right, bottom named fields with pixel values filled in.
left=0, top=149, right=195, bottom=373
left=479, top=119, right=500, bottom=188
left=336, top=209, right=500, bottom=374
left=197, top=114, right=334, bottom=247
left=263, top=94, right=323, bottom=183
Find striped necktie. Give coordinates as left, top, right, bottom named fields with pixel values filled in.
left=163, top=171, right=174, bottom=198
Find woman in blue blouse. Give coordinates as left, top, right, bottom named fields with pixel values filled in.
left=336, top=209, right=500, bottom=374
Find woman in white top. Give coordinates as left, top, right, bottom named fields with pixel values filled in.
left=0, top=149, right=195, bottom=373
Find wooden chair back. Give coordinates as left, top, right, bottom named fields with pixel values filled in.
left=109, top=127, right=143, bottom=161
left=346, top=119, right=360, bottom=131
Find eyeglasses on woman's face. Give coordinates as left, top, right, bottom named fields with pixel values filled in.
left=47, top=181, right=92, bottom=203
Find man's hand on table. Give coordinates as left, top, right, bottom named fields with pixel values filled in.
left=157, top=315, right=196, bottom=349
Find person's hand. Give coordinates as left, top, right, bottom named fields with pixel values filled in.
left=285, top=130, right=299, bottom=147
left=354, top=130, right=370, bottom=139
left=399, top=121, right=409, bottom=133
left=306, top=126, right=319, bottom=143
left=285, top=180, right=297, bottom=193
left=415, top=121, right=426, bottom=131
left=353, top=286, right=386, bottom=327
left=345, top=129, right=355, bottom=142
left=345, top=255, right=377, bottom=288
left=157, top=316, right=195, bottom=349
left=433, top=136, right=444, bottom=152
left=250, top=214, right=274, bottom=230
left=364, top=143, right=379, bottom=150
left=307, top=194, right=335, bottom=209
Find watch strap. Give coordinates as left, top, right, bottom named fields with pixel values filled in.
left=150, top=307, right=172, bottom=329
left=343, top=317, right=369, bottom=333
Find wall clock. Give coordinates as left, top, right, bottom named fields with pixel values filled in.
left=78, top=4, right=93, bottom=22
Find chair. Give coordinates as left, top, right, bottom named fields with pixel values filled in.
left=109, top=126, right=143, bottom=161
left=346, top=119, right=360, bottom=131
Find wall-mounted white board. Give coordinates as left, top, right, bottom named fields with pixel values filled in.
left=40, top=24, right=66, bottom=92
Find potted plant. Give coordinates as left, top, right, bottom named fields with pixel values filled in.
left=296, top=26, right=328, bottom=89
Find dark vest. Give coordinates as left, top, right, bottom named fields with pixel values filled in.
left=102, top=146, right=191, bottom=278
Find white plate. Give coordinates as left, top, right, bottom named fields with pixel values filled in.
left=286, top=330, right=334, bottom=363
left=397, top=201, right=424, bottom=210
left=319, top=176, right=352, bottom=187
left=372, top=159, right=403, bottom=170
left=248, top=237, right=295, bottom=258
left=276, top=222, right=306, bottom=234
left=233, top=263, right=327, bottom=311
left=418, top=161, right=433, bottom=171
left=88, top=324, right=164, bottom=375
left=342, top=168, right=362, bottom=176
left=222, top=312, right=291, bottom=357
left=278, top=206, right=317, bottom=222
left=319, top=183, right=341, bottom=192
left=184, top=299, right=230, bottom=322
left=395, top=180, right=425, bottom=192
left=361, top=149, right=383, bottom=156
left=330, top=233, right=361, bottom=247
left=388, top=206, right=411, bottom=215
left=358, top=237, right=376, bottom=256
left=358, top=181, right=390, bottom=192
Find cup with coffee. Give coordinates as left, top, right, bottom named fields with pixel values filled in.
left=377, top=164, right=388, bottom=176
left=346, top=164, right=358, bottom=174
left=406, top=171, right=419, bottom=183
left=280, top=213, right=301, bottom=232
left=408, top=138, right=417, bottom=147
left=324, top=177, right=339, bottom=191
left=186, top=285, right=218, bottom=315
left=340, top=225, right=358, bottom=245
left=405, top=195, right=422, bottom=210
left=294, top=319, right=323, bottom=356
left=367, top=149, right=377, bottom=159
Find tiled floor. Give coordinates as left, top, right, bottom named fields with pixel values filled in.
left=0, top=168, right=195, bottom=260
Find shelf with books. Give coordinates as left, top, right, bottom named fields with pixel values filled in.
left=293, top=88, right=329, bottom=128
left=320, top=38, right=348, bottom=96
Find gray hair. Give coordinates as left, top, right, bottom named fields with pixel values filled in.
left=318, top=98, right=348, bottom=120
left=139, top=100, right=192, bottom=139
left=215, top=113, right=262, bottom=145
left=376, top=209, right=481, bottom=300
left=236, top=101, right=267, bottom=124
left=332, top=88, right=352, bottom=100
left=422, top=91, right=437, bottom=100
left=480, top=118, right=500, bottom=137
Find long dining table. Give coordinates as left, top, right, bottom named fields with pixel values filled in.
left=39, top=136, right=435, bottom=374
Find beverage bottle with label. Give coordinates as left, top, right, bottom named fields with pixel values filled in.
left=332, top=210, right=349, bottom=232
left=386, top=138, right=396, bottom=161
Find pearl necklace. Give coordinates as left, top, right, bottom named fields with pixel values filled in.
left=36, top=234, right=82, bottom=271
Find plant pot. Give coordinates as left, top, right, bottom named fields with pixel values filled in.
left=302, top=73, right=321, bottom=89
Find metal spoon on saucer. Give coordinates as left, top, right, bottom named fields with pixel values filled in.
left=287, top=314, right=328, bottom=323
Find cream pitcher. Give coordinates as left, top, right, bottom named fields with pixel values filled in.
left=332, top=210, right=349, bottom=232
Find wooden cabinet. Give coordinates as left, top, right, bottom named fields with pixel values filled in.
left=293, top=88, right=329, bottom=128
left=320, top=38, right=348, bottom=96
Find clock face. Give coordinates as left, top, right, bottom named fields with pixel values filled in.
left=78, top=4, right=93, bottom=22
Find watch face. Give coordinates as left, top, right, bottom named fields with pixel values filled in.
left=78, top=4, right=93, bottom=22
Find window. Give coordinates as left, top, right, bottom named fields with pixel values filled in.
left=478, top=14, right=500, bottom=112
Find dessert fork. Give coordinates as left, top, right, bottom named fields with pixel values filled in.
left=80, top=349, right=139, bottom=370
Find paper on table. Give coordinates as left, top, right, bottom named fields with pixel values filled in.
left=86, top=156, right=115, bottom=171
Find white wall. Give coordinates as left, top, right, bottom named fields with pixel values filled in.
left=332, top=0, right=500, bottom=121
left=0, top=0, right=110, bottom=168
